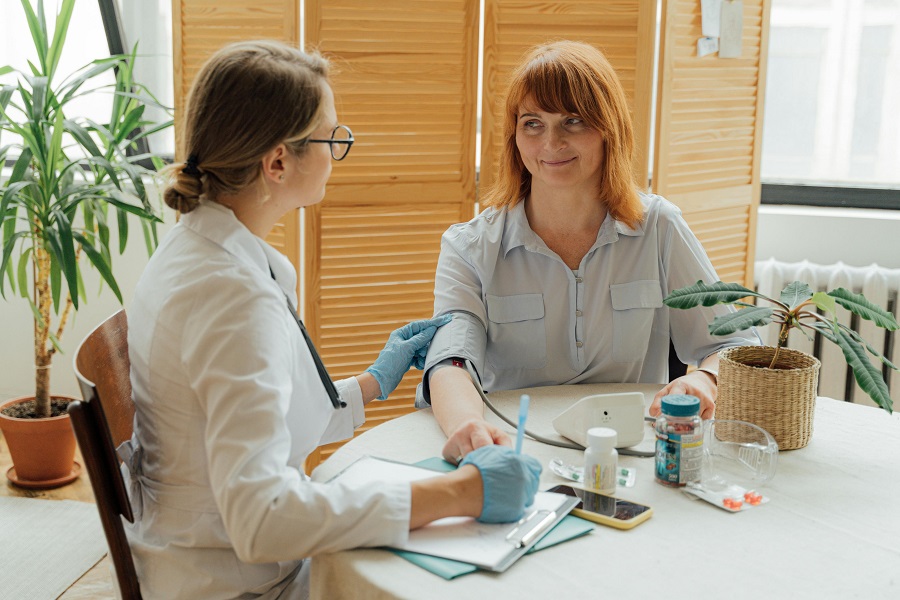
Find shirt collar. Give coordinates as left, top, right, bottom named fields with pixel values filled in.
left=179, top=200, right=298, bottom=302
left=501, top=198, right=646, bottom=257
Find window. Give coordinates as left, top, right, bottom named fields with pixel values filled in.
left=761, top=0, right=900, bottom=208
left=1, top=0, right=174, bottom=158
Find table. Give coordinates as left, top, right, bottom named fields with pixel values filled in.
left=310, top=383, right=900, bottom=600
left=0, top=434, right=115, bottom=600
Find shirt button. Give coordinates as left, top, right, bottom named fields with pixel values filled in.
left=575, top=277, right=584, bottom=284
left=576, top=341, right=584, bottom=348
left=575, top=310, right=583, bottom=317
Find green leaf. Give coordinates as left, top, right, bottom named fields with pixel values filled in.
left=20, top=0, right=48, bottom=75
left=75, top=259, right=86, bottom=303
left=810, top=291, right=836, bottom=316
left=16, top=247, right=32, bottom=297
left=46, top=102, right=66, bottom=181
left=43, top=225, right=78, bottom=309
left=58, top=60, right=118, bottom=106
left=63, top=119, right=103, bottom=158
left=834, top=327, right=893, bottom=413
left=28, top=76, right=48, bottom=124
left=828, top=288, right=899, bottom=331
left=27, top=297, right=44, bottom=328
left=1, top=181, right=38, bottom=220
left=0, top=226, right=26, bottom=299
left=9, top=147, right=34, bottom=183
left=665, top=280, right=768, bottom=310
left=835, top=322, right=899, bottom=371
left=50, top=253, right=61, bottom=311
left=114, top=104, right=146, bottom=145
left=116, top=207, right=128, bottom=254
left=708, top=306, right=774, bottom=336
left=73, top=232, right=122, bottom=303
left=47, top=330, right=63, bottom=354
left=780, top=281, right=813, bottom=309
left=45, top=0, right=76, bottom=82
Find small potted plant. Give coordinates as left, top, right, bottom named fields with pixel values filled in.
left=664, top=280, right=898, bottom=449
left=0, top=0, right=170, bottom=487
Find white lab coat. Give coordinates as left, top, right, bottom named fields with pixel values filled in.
left=122, top=200, right=410, bottom=599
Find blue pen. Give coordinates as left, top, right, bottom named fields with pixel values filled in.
left=515, top=394, right=530, bottom=454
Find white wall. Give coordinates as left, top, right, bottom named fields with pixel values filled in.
left=0, top=206, right=174, bottom=402
left=755, top=205, right=900, bottom=270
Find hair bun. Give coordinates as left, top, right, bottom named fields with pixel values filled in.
left=163, top=169, right=203, bottom=213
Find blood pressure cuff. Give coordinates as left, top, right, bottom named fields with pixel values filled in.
left=415, top=311, right=487, bottom=408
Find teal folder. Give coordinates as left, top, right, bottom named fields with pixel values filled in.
left=390, top=458, right=595, bottom=580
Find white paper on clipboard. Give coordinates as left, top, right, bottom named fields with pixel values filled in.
left=328, top=455, right=578, bottom=572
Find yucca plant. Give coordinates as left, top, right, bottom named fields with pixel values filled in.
left=664, top=280, right=899, bottom=413
left=0, top=0, right=171, bottom=418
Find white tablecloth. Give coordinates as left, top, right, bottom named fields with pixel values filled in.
left=310, top=384, right=900, bottom=599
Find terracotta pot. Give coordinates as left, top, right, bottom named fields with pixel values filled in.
left=0, top=395, right=79, bottom=488
left=717, top=346, right=821, bottom=450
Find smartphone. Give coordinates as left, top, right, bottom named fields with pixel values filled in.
left=547, top=484, right=653, bottom=530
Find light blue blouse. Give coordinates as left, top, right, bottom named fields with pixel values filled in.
left=418, top=193, right=759, bottom=405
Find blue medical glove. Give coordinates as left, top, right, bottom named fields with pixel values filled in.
left=460, top=445, right=542, bottom=523
left=365, top=315, right=452, bottom=399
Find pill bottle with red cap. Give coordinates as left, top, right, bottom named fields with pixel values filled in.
left=655, top=394, right=703, bottom=487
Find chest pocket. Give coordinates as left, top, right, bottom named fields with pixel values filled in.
left=610, top=280, right=663, bottom=363
left=485, top=293, right=547, bottom=370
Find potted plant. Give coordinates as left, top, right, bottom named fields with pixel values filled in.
left=0, top=0, right=170, bottom=487
left=664, top=280, right=898, bottom=449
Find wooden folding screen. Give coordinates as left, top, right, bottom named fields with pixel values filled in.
left=302, top=1, right=479, bottom=466
left=480, top=1, right=658, bottom=193
left=172, top=0, right=301, bottom=268
left=173, top=1, right=772, bottom=469
left=653, top=0, right=772, bottom=287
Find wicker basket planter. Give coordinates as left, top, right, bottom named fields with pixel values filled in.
left=716, top=346, right=821, bottom=450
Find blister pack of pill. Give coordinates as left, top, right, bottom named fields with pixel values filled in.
left=683, top=482, right=769, bottom=512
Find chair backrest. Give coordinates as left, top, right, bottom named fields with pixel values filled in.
left=71, top=309, right=142, bottom=599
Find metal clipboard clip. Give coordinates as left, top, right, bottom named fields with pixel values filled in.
left=504, top=509, right=557, bottom=549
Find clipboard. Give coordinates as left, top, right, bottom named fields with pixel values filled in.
left=328, top=455, right=579, bottom=572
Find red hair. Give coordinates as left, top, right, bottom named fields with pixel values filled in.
left=481, top=41, right=643, bottom=229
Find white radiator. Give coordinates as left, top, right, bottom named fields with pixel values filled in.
left=754, top=258, right=900, bottom=408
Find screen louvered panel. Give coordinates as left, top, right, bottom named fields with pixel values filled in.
left=307, top=0, right=478, bottom=189
left=683, top=204, right=753, bottom=285
left=480, top=0, right=657, bottom=194
left=303, top=1, right=478, bottom=469
left=654, top=0, right=771, bottom=287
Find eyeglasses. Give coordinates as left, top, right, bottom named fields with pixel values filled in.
left=307, top=124, right=354, bottom=161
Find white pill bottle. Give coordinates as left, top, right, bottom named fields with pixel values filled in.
left=583, top=427, right=618, bottom=494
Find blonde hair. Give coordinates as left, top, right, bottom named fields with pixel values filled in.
left=481, top=40, right=643, bottom=229
left=164, top=40, right=330, bottom=213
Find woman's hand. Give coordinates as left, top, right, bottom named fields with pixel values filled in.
left=441, top=418, right=511, bottom=465
left=365, top=315, right=452, bottom=399
left=650, top=369, right=718, bottom=419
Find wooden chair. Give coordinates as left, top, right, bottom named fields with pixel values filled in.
left=71, top=309, right=142, bottom=599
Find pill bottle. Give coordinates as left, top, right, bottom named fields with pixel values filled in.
left=655, top=394, right=703, bottom=487
left=583, top=427, right=618, bottom=494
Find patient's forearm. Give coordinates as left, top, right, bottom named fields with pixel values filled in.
left=430, top=366, right=485, bottom=437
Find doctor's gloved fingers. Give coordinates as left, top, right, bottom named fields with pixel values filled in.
left=460, top=446, right=543, bottom=523
left=393, top=315, right=453, bottom=339
left=412, top=347, right=429, bottom=370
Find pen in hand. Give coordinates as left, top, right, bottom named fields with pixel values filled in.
left=515, top=394, right=530, bottom=454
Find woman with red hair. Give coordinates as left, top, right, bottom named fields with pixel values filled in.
left=419, top=41, right=758, bottom=462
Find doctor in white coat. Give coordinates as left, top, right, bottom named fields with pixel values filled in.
left=122, top=40, right=541, bottom=599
